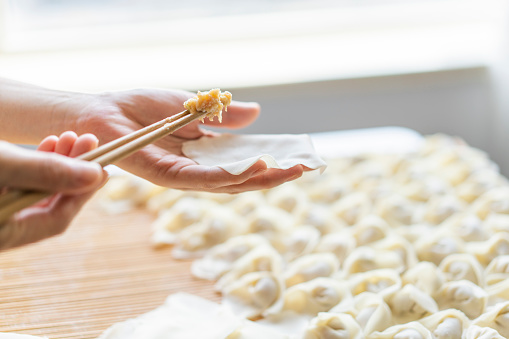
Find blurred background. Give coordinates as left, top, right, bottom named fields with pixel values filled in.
left=1, top=0, right=508, bottom=174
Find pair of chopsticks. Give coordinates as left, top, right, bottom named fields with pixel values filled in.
left=0, top=109, right=204, bottom=224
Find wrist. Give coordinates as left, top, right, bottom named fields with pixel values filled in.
left=0, top=78, right=95, bottom=144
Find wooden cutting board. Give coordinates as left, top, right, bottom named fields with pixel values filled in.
left=0, top=197, right=220, bottom=339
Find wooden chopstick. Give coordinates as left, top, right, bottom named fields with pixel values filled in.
left=0, top=109, right=206, bottom=224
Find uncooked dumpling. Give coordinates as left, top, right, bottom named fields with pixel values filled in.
left=314, top=232, right=356, bottom=264
left=350, top=215, right=390, bottom=246
left=472, top=187, right=509, bottom=220
left=191, top=234, right=269, bottom=280
left=466, top=232, right=509, bottom=266
left=484, top=255, right=509, bottom=286
left=438, top=253, right=484, bottom=286
left=272, top=226, right=320, bottom=262
left=216, top=245, right=283, bottom=291
left=303, top=312, right=363, bottom=339
left=246, top=206, right=294, bottom=242
left=172, top=206, right=246, bottom=258
left=266, top=182, right=310, bottom=214
left=222, top=271, right=284, bottom=319
left=384, top=284, right=438, bottom=324
left=332, top=192, right=371, bottom=226
left=367, top=321, right=433, bottom=339
left=283, top=278, right=351, bottom=315
left=418, top=309, right=470, bottom=339
left=435, top=280, right=487, bottom=319
left=401, top=261, right=445, bottom=297
left=331, top=292, right=392, bottom=335
left=472, top=301, right=509, bottom=338
left=284, top=253, right=339, bottom=287
left=463, top=325, right=504, bottom=339
left=151, top=197, right=217, bottom=245
left=414, top=231, right=464, bottom=266
left=342, top=247, right=405, bottom=276
left=349, top=269, right=402, bottom=298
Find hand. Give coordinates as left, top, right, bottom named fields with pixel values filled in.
left=0, top=132, right=106, bottom=250
left=74, top=88, right=303, bottom=193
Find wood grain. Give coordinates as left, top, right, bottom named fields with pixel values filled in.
left=0, top=197, right=220, bottom=338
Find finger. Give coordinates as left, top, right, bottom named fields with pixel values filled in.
left=69, top=133, right=99, bottom=158
left=0, top=190, right=97, bottom=251
left=55, top=131, right=78, bottom=156
left=169, top=159, right=269, bottom=191
left=202, top=101, right=260, bottom=129
left=37, top=135, right=59, bottom=152
left=0, top=142, right=104, bottom=194
left=207, top=165, right=304, bottom=194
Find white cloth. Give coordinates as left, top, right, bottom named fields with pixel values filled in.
left=182, top=133, right=327, bottom=175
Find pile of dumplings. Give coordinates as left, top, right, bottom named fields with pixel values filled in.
left=100, top=134, right=509, bottom=339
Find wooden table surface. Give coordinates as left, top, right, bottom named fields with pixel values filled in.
left=0, top=197, right=219, bottom=339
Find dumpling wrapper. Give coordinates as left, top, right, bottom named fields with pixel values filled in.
left=182, top=134, right=327, bottom=175
left=98, top=293, right=242, bottom=339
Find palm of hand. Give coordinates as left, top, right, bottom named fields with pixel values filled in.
left=77, top=88, right=303, bottom=193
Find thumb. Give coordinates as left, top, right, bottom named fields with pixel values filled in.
left=0, top=141, right=103, bottom=194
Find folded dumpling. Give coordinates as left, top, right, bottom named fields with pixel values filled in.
left=484, top=255, right=509, bottom=286
left=435, top=280, right=487, bottom=319
left=151, top=197, right=217, bottom=245
left=216, top=245, right=283, bottom=291
left=350, top=215, right=390, bottom=246
left=342, top=247, right=405, bottom=276
left=246, top=206, right=295, bottom=242
left=332, top=192, right=371, bottom=226
left=284, top=253, right=340, bottom=287
left=463, top=325, right=504, bottom=339
left=438, top=253, right=484, bottom=286
left=418, top=309, right=470, bottom=339
left=191, top=234, right=269, bottom=280
left=228, top=191, right=266, bottom=216
left=101, top=175, right=165, bottom=210
left=414, top=230, right=464, bottom=266
left=472, top=301, right=509, bottom=338
left=471, top=187, right=509, bottom=220
left=400, top=177, right=448, bottom=202
left=303, top=312, right=363, bottom=339
left=466, top=232, right=509, bottom=266
left=375, top=194, right=416, bottom=227
left=283, top=278, right=351, bottom=316
left=373, top=235, right=418, bottom=271
left=384, top=284, right=438, bottom=324
left=314, top=231, right=356, bottom=264
left=367, top=321, right=433, bottom=339
left=484, top=213, right=509, bottom=234
left=307, top=176, right=353, bottom=204
left=266, top=182, right=310, bottom=214
left=401, top=261, right=445, bottom=297
left=272, top=226, right=320, bottom=262
left=297, top=205, right=344, bottom=235
left=422, top=195, right=464, bottom=225
left=222, top=271, right=285, bottom=319
left=146, top=188, right=186, bottom=214
left=348, top=269, right=402, bottom=298
left=331, top=292, right=392, bottom=335
left=485, top=278, right=509, bottom=305
left=172, top=206, right=246, bottom=258
left=441, top=213, right=489, bottom=242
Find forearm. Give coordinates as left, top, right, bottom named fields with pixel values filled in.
left=0, top=78, right=92, bottom=144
